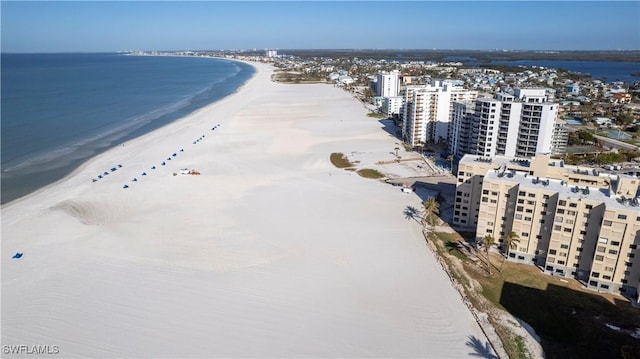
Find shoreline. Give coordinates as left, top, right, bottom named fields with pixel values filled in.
left=1, top=56, right=257, bottom=207
left=2, top=60, right=494, bottom=357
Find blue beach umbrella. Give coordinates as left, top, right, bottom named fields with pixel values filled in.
left=123, top=184, right=129, bottom=189
left=151, top=166, right=156, bottom=170
left=12, top=252, right=23, bottom=259
left=142, top=172, right=147, bottom=176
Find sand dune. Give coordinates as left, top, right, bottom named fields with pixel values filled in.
left=2, top=61, right=493, bottom=358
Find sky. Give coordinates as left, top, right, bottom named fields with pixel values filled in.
left=1, top=1, right=639, bottom=53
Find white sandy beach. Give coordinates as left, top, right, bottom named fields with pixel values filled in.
left=2, top=61, right=493, bottom=358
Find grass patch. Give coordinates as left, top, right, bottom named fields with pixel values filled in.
left=330, top=152, right=353, bottom=168
left=356, top=168, right=385, bottom=179
left=427, top=231, right=640, bottom=359
left=367, top=112, right=386, bottom=119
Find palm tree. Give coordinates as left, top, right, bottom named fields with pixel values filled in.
left=481, top=234, right=496, bottom=275
left=499, top=231, right=520, bottom=272
left=447, top=154, right=454, bottom=174
left=422, top=197, right=440, bottom=227
left=503, top=231, right=520, bottom=257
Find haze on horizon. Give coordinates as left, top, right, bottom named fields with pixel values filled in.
left=1, top=1, right=639, bottom=53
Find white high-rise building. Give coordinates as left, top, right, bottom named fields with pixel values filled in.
left=265, top=50, right=277, bottom=58
left=450, top=88, right=561, bottom=158
left=376, top=71, right=400, bottom=98
left=402, top=81, right=477, bottom=146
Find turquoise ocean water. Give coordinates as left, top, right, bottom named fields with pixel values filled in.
left=1, top=53, right=255, bottom=203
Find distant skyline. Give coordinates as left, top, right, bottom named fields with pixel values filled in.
left=2, top=1, right=639, bottom=53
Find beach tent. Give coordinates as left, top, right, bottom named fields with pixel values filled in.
left=142, top=172, right=147, bottom=176
left=151, top=166, right=156, bottom=170
left=132, top=178, right=138, bottom=182
left=111, top=167, right=117, bottom=172
left=12, top=252, right=23, bottom=259
left=123, top=185, right=129, bottom=189
left=161, top=162, right=166, bottom=166
left=118, top=164, right=123, bottom=168
left=180, top=149, right=184, bottom=152
left=172, top=153, right=177, bottom=157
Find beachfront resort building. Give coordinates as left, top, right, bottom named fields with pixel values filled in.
left=376, top=70, right=401, bottom=98
left=449, top=88, right=564, bottom=158
left=382, top=96, right=404, bottom=117
left=402, top=81, right=477, bottom=146
left=453, top=153, right=640, bottom=299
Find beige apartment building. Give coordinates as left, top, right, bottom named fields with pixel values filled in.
left=454, top=153, right=640, bottom=299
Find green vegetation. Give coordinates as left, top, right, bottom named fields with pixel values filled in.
left=422, top=197, right=440, bottom=226
left=427, top=231, right=640, bottom=359
left=356, top=168, right=385, bottom=179
left=366, top=112, right=386, bottom=119
left=330, top=152, right=353, bottom=168
left=567, top=130, right=597, bottom=146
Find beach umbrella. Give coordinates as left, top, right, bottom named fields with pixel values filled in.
left=152, top=166, right=156, bottom=170
left=98, top=175, right=103, bottom=179
left=104, top=172, right=109, bottom=175
left=12, top=252, right=23, bottom=259
left=172, top=153, right=177, bottom=157
left=180, top=149, right=184, bottom=152
left=142, top=172, right=147, bottom=176
left=133, top=178, right=138, bottom=182
left=118, top=164, right=123, bottom=168
left=162, top=162, right=166, bottom=166
left=123, top=185, right=129, bottom=189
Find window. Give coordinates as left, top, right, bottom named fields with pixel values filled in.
left=580, top=230, right=587, bottom=235
left=554, top=225, right=562, bottom=231
left=563, top=228, right=572, bottom=233
left=603, top=275, right=611, bottom=280
left=604, top=266, right=614, bottom=272
left=595, top=255, right=604, bottom=261
left=543, top=194, right=549, bottom=200
left=515, top=214, right=523, bottom=220
left=557, top=260, right=565, bottom=265
left=585, top=204, right=593, bottom=210
left=547, top=257, right=555, bottom=263
left=565, top=219, right=574, bottom=225
left=519, top=191, right=525, bottom=196
left=567, top=210, right=576, bottom=216
left=528, top=193, right=535, bottom=198
left=560, top=244, right=569, bottom=249
left=569, top=202, right=577, bottom=208
left=618, top=214, right=627, bottom=220
left=600, top=284, right=609, bottom=290
left=524, top=217, right=532, bottom=222
left=491, top=191, right=498, bottom=196
left=526, top=209, right=533, bottom=213
left=592, top=272, right=600, bottom=278
left=482, top=197, right=488, bottom=203
left=517, top=206, right=524, bottom=212
left=482, top=189, right=489, bottom=195
left=517, top=199, right=525, bottom=204
left=522, top=232, right=529, bottom=237
left=603, top=220, right=612, bottom=226
left=557, top=209, right=565, bottom=214
left=549, top=249, right=557, bottom=255
left=631, top=244, right=638, bottom=250
left=487, top=221, right=494, bottom=226
left=527, top=201, right=535, bottom=205
left=559, top=200, right=567, bottom=206
left=555, top=216, right=564, bottom=223
left=598, top=237, right=608, bottom=244
left=608, top=249, right=618, bottom=255
left=597, top=246, right=606, bottom=253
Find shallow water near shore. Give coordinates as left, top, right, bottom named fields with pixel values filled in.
left=1, top=53, right=254, bottom=203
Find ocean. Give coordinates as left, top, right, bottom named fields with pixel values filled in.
left=1, top=53, right=255, bottom=204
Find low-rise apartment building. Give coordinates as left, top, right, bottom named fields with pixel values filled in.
left=454, top=153, right=640, bottom=299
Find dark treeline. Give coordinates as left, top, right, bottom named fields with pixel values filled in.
left=251, top=49, right=640, bottom=63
